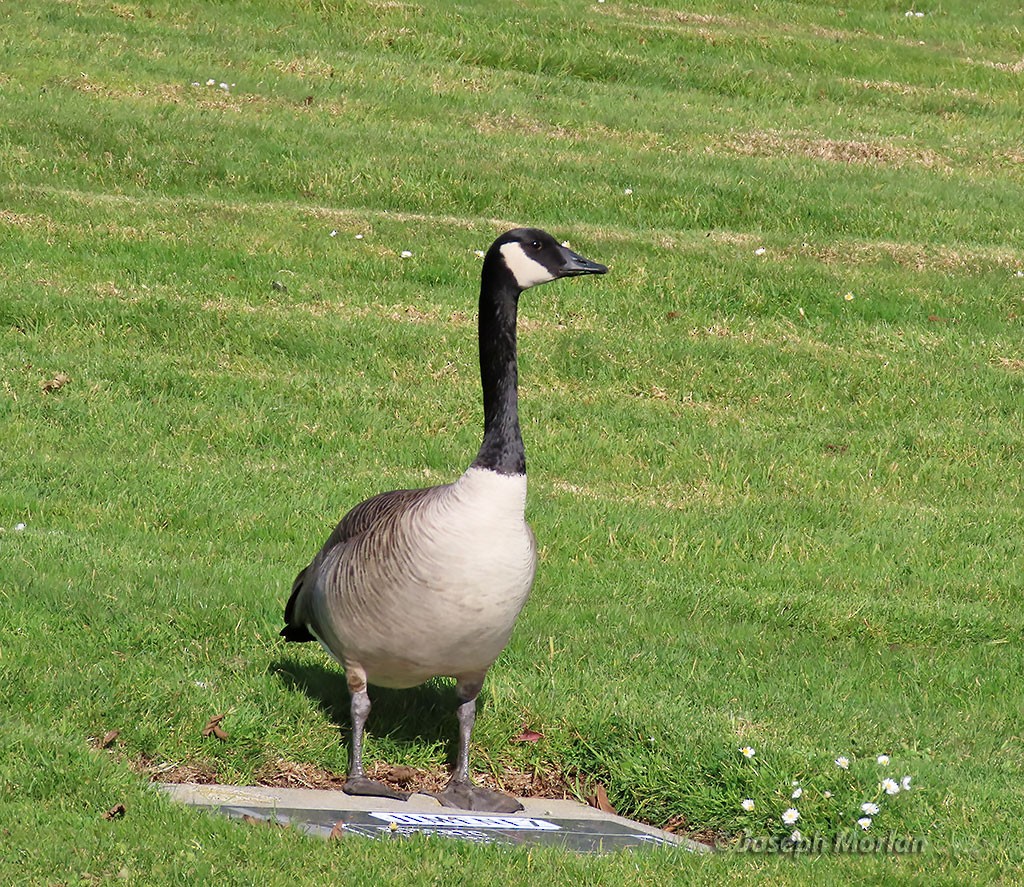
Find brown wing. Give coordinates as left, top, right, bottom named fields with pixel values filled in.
left=280, top=485, right=443, bottom=642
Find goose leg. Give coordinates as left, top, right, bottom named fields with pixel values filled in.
left=431, top=677, right=523, bottom=814
left=342, top=683, right=409, bottom=801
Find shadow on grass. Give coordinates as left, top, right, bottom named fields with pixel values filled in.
left=269, top=656, right=490, bottom=766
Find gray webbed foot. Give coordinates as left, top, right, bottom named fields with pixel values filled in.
left=343, top=775, right=410, bottom=802
left=430, top=777, right=524, bottom=813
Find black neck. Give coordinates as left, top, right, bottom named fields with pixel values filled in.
left=471, top=270, right=525, bottom=475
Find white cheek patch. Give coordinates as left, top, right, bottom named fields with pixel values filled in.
left=500, top=242, right=556, bottom=289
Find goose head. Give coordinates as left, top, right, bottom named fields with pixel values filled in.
left=487, top=228, right=608, bottom=292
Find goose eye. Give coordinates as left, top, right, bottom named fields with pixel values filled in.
left=530, top=240, right=542, bottom=250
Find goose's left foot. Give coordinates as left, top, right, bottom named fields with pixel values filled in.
left=430, top=776, right=523, bottom=813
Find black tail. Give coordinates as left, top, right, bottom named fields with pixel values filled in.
left=280, top=566, right=316, bottom=642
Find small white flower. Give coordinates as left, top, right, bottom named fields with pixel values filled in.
left=740, top=746, right=756, bottom=759
left=741, top=798, right=755, bottom=812
left=877, top=754, right=890, bottom=765
left=835, top=756, right=850, bottom=770
left=206, top=78, right=216, bottom=86
left=14, top=523, right=26, bottom=532
left=623, top=188, right=633, bottom=195
left=400, top=250, right=413, bottom=258
left=782, top=808, right=800, bottom=826
left=861, top=802, right=879, bottom=815
left=1015, top=270, right=1024, bottom=278
left=560, top=241, right=571, bottom=248
left=474, top=250, right=485, bottom=258
left=790, top=829, right=802, bottom=844
left=823, top=791, right=833, bottom=799
left=191, top=81, right=201, bottom=87
left=798, top=306, right=806, bottom=317
left=355, top=234, right=364, bottom=240
left=791, top=787, right=803, bottom=800
left=844, top=291, right=855, bottom=301
left=219, top=82, right=229, bottom=91
left=329, top=230, right=338, bottom=237
left=882, top=778, right=900, bottom=795
left=901, top=776, right=913, bottom=791
left=754, top=247, right=766, bottom=256
left=857, top=817, right=872, bottom=830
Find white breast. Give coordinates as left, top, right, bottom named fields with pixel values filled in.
left=324, top=467, right=537, bottom=688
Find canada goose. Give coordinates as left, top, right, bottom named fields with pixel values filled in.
left=281, top=228, right=607, bottom=813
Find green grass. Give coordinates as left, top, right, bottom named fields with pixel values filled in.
left=2, top=0, right=1024, bottom=882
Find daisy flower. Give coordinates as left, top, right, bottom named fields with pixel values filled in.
left=740, top=746, right=756, bottom=759
left=741, top=798, right=755, bottom=812
left=901, top=776, right=913, bottom=791
left=877, top=754, right=890, bottom=765
left=861, top=802, right=879, bottom=816
left=882, top=778, right=900, bottom=795
left=835, top=756, right=850, bottom=770
left=782, top=808, right=800, bottom=826
left=857, top=817, right=872, bottom=830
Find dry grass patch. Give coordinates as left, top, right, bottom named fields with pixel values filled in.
left=794, top=239, right=1021, bottom=274
left=993, top=356, right=1024, bottom=373
left=271, top=56, right=336, bottom=79
left=721, top=130, right=950, bottom=170
left=472, top=113, right=664, bottom=152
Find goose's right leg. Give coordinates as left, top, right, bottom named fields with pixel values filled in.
left=342, top=674, right=409, bottom=801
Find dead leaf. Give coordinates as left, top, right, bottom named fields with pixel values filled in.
left=40, top=372, right=70, bottom=393
left=511, top=726, right=544, bottom=743
left=386, top=765, right=418, bottom=785
left=587, top=783, right=617, bottom=815
left=329, top=821, right=346, bottom=839
left=242, top=814, right=283, bottom=829
left=100, top=730, right=120, bottom=749
left=102, top=803, right=127, bottom=820
left=202, top=713, right=229, bottom=741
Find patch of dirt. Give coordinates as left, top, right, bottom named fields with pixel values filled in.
left=132, top=754, right=220, bottom=785
left=135, top=753, right=578, bottom=800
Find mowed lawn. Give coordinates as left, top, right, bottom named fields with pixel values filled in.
left=2, top=0, right=1023, bottom=882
